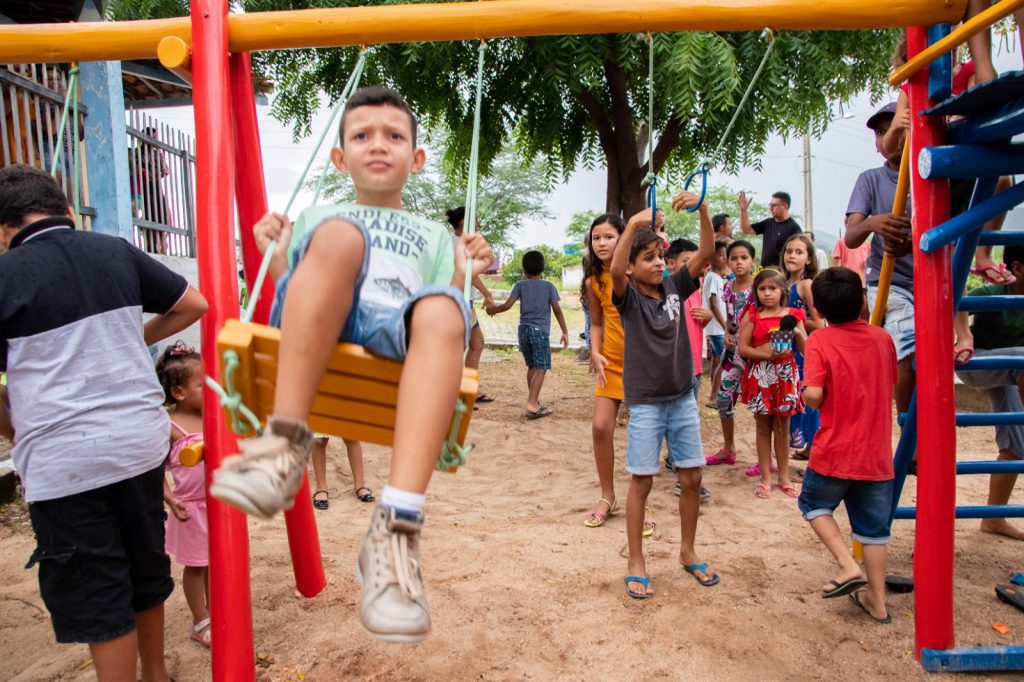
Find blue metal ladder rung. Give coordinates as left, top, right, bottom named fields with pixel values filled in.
left=921, top=646, right=1024, bottom=672
left=894, top=504, right=1024, bottom=520
left=920, top=181, right=1024, bottom=253
left=979, top=230, right=1024, bottom=246
left=957, top=411, right=1024, bottom=426
left=958, top=356, right=1024, bottom=371
left=957, top=460, right=1024, bottom=474
left=959, top=295, right=1024, bottom=313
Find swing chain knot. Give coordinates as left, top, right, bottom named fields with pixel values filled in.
left=436, top=399, right=472, bottom=472
left=641, top=172, right=657, bottom=188
left=206, top=350, right=263, bottom=437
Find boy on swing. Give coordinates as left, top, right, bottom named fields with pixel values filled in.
left=211, top=86, right=493, bottom=643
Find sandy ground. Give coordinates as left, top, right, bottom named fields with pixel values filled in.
left=3, top=350, right=1024, bottom=681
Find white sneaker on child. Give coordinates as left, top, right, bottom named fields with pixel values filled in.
left=355, top=504, right=431, bottom=643
left=209, top=416, right=313, bottom=519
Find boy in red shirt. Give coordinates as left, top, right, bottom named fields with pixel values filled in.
left=799, top=267, right=897, bottom=624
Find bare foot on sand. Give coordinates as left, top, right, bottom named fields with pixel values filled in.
left=981, top=518, right=1024, bottom=541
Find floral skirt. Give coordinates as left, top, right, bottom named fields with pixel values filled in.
left=741, top=357, right=804, bottom=416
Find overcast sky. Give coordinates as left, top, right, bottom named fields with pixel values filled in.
left=147, top=44, right=1021, bottom=253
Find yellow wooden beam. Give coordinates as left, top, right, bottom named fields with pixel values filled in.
left=0, top=0, right=966, bottom=65
left=889, top=0, right=1024, bottom=86
left=157, top=36, right=192, bottom=85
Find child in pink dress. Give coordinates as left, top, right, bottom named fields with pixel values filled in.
left=156, top=342, right=211, bottom=648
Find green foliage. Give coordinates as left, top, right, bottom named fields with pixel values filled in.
left=238, top=1, right=898, bottom=212
left=315, top=131, right=553, bottom=249
left=104, top=0, right=190, bottom=19
left=502, top=244, right=577, bottom=287
left=659, top=184, right=768, bottom=244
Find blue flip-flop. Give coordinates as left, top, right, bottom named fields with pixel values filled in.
left=684, top=563, right=720, bottom=587
left=1009, top=572, right=1024, bottom=586
left=624, top=575, right=653, bottom=599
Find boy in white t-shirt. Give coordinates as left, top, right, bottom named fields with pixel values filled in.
left=701, top=240, right=729, bottom=405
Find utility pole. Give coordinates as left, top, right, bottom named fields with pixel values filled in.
left=802, top=132, right=813, bottom=233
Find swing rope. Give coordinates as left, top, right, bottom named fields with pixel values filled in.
left=50, top=64, right=81, bottom=224
left=642, top=33, right=658, bottom=228
left=673, top=29, right=778, bottom=212
left=437, top=39, right=488, bottom=473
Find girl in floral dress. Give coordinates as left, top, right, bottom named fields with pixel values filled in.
left=739, top=268, right=807, bottom=500
left=706, top=240, right=756, bottom=468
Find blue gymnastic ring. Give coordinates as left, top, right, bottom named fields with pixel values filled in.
left=684, top=164, right=709, bottom=213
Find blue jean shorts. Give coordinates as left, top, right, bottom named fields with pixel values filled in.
left=626, top=387, right=704, bottom=475
left=798, top=468, right=894, bottom=544
left=518, top=323, right=552, bottom=370
left=867, top=283, right=915, bottom=361
left=957, top=346, right=1024, bottom=458
left=270, top=216, right=471, bottom=361
left=707, top=334, right=725, bottom=360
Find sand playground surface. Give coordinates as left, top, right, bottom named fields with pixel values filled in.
left=2, top=350, right=1024, bottom=680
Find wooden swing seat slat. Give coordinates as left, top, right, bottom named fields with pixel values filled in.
left=217, top=318, right=478, bottom=447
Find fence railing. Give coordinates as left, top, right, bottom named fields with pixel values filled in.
left=126, top=110, right=197, bottom=257
left=0, top=63, right=93, bottom=228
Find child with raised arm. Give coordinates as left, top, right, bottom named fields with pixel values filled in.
left=799, top=267, right=897, bottom=624
left=702, top=240, right=730, bottom=406
left=486, top=250, right=569, bottom=420
left=211, top=86, right=493, bottom=643
left=612, top=193, right=718, bottom=599
left=782, top=233, right=824, bottom=459
left=0, top=164, right=208, bottom=680
left=156, top=342, right=211, bottom=648
left=739, top=268, right=808, bottom=499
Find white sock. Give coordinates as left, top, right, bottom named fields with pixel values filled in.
left=381, top=486, right=425, bottom=515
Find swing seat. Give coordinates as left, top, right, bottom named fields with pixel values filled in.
left=216, top=318, right=478, bottom=451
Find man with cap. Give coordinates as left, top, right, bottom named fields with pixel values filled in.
left=737, top=189, right=802, bottom=268
left=843, top=102, right=916, bottom=413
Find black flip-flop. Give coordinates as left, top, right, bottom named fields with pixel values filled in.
left=523, top=406, right=553, bottom=420
left=476, top=393, right=495, bottom=403
left=996, top=584, right=1024, bottom=612
left=822, top=576, right=866, bottom=599
left=849, top=590, right=892, bottom=624
left=355, top=486, right=375, bottom=503
left=312, top=490, right=329, bottom=510
left=885, top=575, right=914, bottom=593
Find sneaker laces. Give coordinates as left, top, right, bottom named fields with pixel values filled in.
left=373, top=522, right=423, bottom=601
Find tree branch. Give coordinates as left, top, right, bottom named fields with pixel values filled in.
left=651, top=115, right=684, bottom=174
left=603, top=55, right=638, bottom=174
left=573, top=85, right=618, bottom=166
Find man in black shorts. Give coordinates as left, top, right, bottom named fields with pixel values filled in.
left=0, top=165, right=207, bottom=680
left=738, top=190, right=802, bottom=268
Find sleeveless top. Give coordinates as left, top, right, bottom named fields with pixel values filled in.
left=590, top=270, right=624, bottom=367
left=168, top=419, right=205, bottom=502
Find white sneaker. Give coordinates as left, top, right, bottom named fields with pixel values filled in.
left=354, top=505, right=431, bottom=643
left=209, top=416, right=313, bottom=519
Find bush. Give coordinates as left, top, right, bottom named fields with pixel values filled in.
left=502, top=244, right=580, bottom=287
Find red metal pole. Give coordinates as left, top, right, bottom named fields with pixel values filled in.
left=229, top=51, right=274, bottom=326
left=908, top=25, right=956, bottom=657
left=192, top=2, right=255, bottom=679
left=229, top=52, right=327, bottom=599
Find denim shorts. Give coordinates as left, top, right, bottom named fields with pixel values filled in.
left=270, top=216, right=471, bottom=361
left=626, top=387, right=704, bottom=475
left=707, top=334, right=725, bottom=360
left=518, top=323, right=552, bottom=370
left=867, top=284, right=915, bottom=361
left=26, top=466, right=173, bottom=643
left=957, top=347, right=1024, bottom=457
left=798, top=467, right=894, bottom=544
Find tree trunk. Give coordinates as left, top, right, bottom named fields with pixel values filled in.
left=606, top=159, right=650, bottom=217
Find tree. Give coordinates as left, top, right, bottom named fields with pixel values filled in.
left=502, top=244, right=577, bottom=287
left=315, top=132, right=554, bottom=249
left=241, top=0, right=899, bottom=215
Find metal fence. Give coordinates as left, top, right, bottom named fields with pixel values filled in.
left=0, top=63, right=93, bottom=227
left=125, top=110, right=197, bottom=257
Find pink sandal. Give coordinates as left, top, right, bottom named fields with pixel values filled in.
left=970, top=262, right=1017, bottom=286
left=779, top=483, right=800, bottom=498
left=745, top=462, right=777, bottom=477
left=705, top=448, right=737, bottom=466
left=190, top=617, right=211, bottom=648
left=754, top=482, right=771, bottom=499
